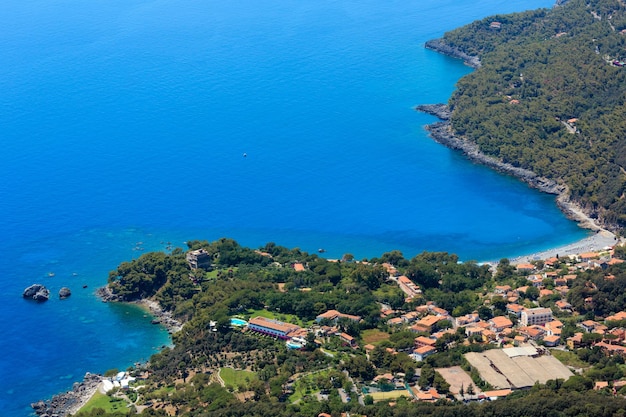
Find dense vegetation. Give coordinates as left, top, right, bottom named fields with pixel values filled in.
left=69, top=237, right=626, bottom=417
left=440, top=0, right=626, bottom=230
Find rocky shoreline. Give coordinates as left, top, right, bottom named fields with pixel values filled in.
left=96, top=286, right=183, bottom=334
left=31, top=373, right=102, bottom=417
left=417, top=104, right=604, bottom=233
left=31, top=288, right=184, bottom=417
left=424, top=38, right=481, bottom=69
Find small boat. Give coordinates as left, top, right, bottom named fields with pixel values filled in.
left=318, top=248, right=326, bottom=253
left=48, top=272, right=55, bottom=277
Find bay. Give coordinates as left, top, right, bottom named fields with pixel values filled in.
left=0, top=0, right=580, bottom=415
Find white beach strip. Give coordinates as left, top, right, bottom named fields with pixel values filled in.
left=508, top=229, right=620, bottom=265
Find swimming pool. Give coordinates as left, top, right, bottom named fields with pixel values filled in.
left=286, top=341, right=302, bottom=349
left=230, top=318, right=248, bottom=327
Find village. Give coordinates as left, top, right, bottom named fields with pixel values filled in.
left=209, top=243, right=626, bottom=406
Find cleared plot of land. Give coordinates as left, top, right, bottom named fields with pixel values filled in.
left=219, top=368, right=257, bottom=391
left=550, top=349, right=589, bottom=369
left=362, top=329, right=390, bottom=345
left=369, top=390, right=411, bottom=401
left=465, top=348, right=572, bottom=390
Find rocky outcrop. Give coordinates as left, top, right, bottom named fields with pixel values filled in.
left=425, top=38, right=481, bottom=68
left=59, top=287, right=71, bottom=299
left=23, top=284, right=50, bottom=302
left=95, top=285, right=122, bottom=302
left=32, top=372, right=102, bottom=417
left=415, top=104, right=451, bottom=120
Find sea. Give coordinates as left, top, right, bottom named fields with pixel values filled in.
left=0, top=0, right=583, bottom=415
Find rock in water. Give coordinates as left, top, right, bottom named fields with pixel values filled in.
left=59, top=287, right=72, bottom=299
left=23, top=284, right=50, bottom=302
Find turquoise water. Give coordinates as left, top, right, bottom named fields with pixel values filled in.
left=286, top=342, right=303, bottom=350
left=230, top=318, right=248, bottom=327
left=0, top=0, right=582, bottom=415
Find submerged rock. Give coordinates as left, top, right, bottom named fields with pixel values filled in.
left=59, top=287, right=72, bottom=299
left=23, top=284, right=50, bottom=302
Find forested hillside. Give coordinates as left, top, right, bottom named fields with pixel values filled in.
left=437, top=0, right=626, bottom=230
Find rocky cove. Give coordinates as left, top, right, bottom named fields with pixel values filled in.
left=416, top=103, right=604, bottom=233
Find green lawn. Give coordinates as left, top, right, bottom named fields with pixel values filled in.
left=245, top=309, right=307, bottom=326
left=369, top=390, right=410, bottom=401
left=78, top=391, right=129, bottom=414
left=362, top=329, right=390, bottom=346
left=220, top=368, right=258, bottom=391
left=551, top=349, right=589, bottom=369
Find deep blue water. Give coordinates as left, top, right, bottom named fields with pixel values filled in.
left=0, top=0, right=583, bottom=415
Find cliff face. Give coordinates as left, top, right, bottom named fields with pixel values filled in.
left=424, top=39, right=481, bottom=69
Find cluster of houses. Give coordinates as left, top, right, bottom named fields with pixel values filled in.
left=226, top=243, right=626, bottom=403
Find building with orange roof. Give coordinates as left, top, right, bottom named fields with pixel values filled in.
left=397, top=275, right=421, bottom=298
left=489, top=316, right=514, bottom=332
left=414, top=335, right=437, bottom=348
left=579, top=320, right=600, bottom=333
left=516, top=263, right=535, bottom=272
left=605, top=311, right=626, bottom=322
left=506, top=303, right=525, bottom=318
left=430, top=306, right=449, bottom=317
left=494, top=285, right=511, bottom=294
left=543, top=335, right=561, bottom=347
left=465, top=326, right=484, bottom=338
left=316, top=309, right=361, bottom=323
left=567, top=332, right=583, bottom=349
left=579, top=252, right=599, bottom=261
left=412, top=345, right=437, bottom=362
left=518, top=326, right=545, bottom=341
left=387, top=317, right=404, bottom=326
left=539, top=289, right=554, bottom=298
left=456, top=313, right=480, bottom=327
left=410, top=323, right=431, bottom=333
left=292, top=263, right=306, bottom=272
left=248, top=316, right=301, bottom=340
left=339, top=332, right=356, bottom=347
left=483, top=389, right=512, bottom=400
left=545, top=320, right=563, bottom=336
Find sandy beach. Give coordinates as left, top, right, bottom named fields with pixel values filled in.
left=507, top=229, right=620, bottom=265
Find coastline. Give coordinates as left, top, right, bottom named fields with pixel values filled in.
left=416, top=104, right=621, bottom=263
left=32, top=288, right=183, bottom=417
left=96, top=286, right=184, bottom=335
left=506, top=229, right=619, bottom=265
left=31, top=373, right=103, bottom=417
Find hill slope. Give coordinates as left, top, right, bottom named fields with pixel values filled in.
left=431, top=0, right=626, bottom=231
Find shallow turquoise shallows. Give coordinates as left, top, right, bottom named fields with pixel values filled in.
left=0, top=0, right=580, bottom=415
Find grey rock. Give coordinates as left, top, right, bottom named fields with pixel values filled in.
left=59, top=287, right=72, bottom=299
left=23, top=284, right=50, bottom=302
left=425, top=38, right=481, bottom=68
